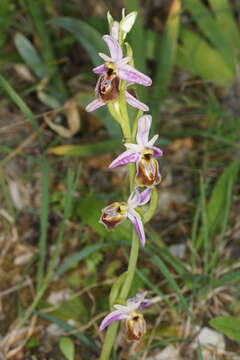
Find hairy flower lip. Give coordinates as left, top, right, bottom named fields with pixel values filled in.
left=109, top=115, right=163, bottom=187
left=99, top=188, right=151, bottom=246
left=99, top=293, right=150, bottom=333
left=85, top=35, right=151, bottom=112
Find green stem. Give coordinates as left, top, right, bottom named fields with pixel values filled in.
left=143, top=187, right=158, bottom=224
left=99, top=231, right=139, bottom=360
left=119, top=230, right=139, bottom=299
left=99, top=322, right=119, bottom=360
left=16, top=167, right=80, bottom=330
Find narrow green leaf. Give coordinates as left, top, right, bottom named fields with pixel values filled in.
left=196, top=161, right=239, bottom=249
left=127, top=0, right=148, bottom=102
left=23, top=0, right=67, bottom=99
left=37, top=157, right=49, bottom=291
left=55, top=243, right=108, bottom=277
left=146, top=250, right=193, bottom=320
left=49, top=17, right=107, bottom=66
left=209, top=0, right=240, bottom=59
left=14, top=33, right=48, bottom=78
left=59, top=337, right=75, bottom=360
left=0, top=74, right=42, bottom=146
left=75, top=192, right=131, bottom=241
left=182, top=0, right=235, bottom=72
left=109, top=272, right=128, bottom=307
left=210, top=316, right=240, bottom=342
left=35, top=311, right=98, bottom=349
left=200, top=176, right=209, bottom=274
left=127, top=0, right=147, bottom=74
left=209, top=177, right=233, bottom=271
left=154, top=0, right=181, bottom=100
left=177, top=28, right=234, bottom=86
left=0, top=167, right=16, bottom=221
left=0, top=0, right=13, bottom=47
left=49, top=139, right=122, bottom=157
left=135, top=268, right=173, bottom=309
left=210, top=270, right=240, bottom=289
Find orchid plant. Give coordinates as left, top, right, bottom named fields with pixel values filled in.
left=86, top=10, right=163, bottom=360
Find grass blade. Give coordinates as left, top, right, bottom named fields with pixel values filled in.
left=127, top=0, right=148, bottom=102
left=35, top=311, right=98, bottom=349
left=37, top=157, right=49, bottom=291
left=17, top=166, right=80, bottom=328
left=209, top=178, right=233, bottom=271
left=200, top=175, right=209, bottom=274
left=14, top=33, right=48, bottom=79
left=49, top=17, right=107, bottom=67
left=0, top=74, right=43, bottom=147
left=23, top=0, right=67, bottom=99
left=48, top=139, right=122, bottom=157
left=196, top=161, right=239, bottom=250
left=153, top=0, right=181, bottom=101
left=209, top=0, right=240, bottom=59
left=177, top=28, right=234, bottom=86
left=0, top=167, right=16, bottom=222
left=55, top=243, right=109, bottom=278
left=145, top=250, right=193, bottom=320
left=135, top=268, right=174, bottom=309
left=182, top=0, right=235, bottom=72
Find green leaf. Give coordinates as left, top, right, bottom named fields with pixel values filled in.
left=55, top=244, right=108, bottom=278
left=209, top=0, right=240, bottom=59
left=49, top=139, right=122, bottom=157
left=0, top=0, right=13, bottom=46
left=182, top=0, right=235, bottom=72
left=127, top=0, right=148, bottom=102
left=0, top=74, right=42, bottom=146
left=154, top=0, right=181, bottom=100
left=59, top=337, right=75, bottom=360
left=49, top=17, right=108, bottom=66
left=196, top=161, right=239, bottom=249
left=210, top=317, right=240, bottom=342
left=136, top=268, right=173, bottom=309
left=35, top=311, right=98, bottom=349
left=37, top=157, right=50, bottom=291
left=14, top=33, right=48, bottom=78
left=75, top=192, right=131, bottom=241
left=177, top=28, right=234, bottom=86
left=51, top=297, right=88, bottom=324
left=23, top=0, right=67, bottom=99
left=145, top=249, right=193, bottom=320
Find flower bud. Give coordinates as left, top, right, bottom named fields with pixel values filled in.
left=120, top=11, right=137, bottom=38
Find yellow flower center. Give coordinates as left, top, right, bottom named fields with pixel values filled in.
left=105, top=62, right=117, bottom=76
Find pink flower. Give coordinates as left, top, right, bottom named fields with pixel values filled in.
left=100, top=187, right=151, bottom=246
left=109, top=115, right=163, bottom=187
left=86, top=35, right=151, bottom=112
left=99, top=293, right=149, bottom=341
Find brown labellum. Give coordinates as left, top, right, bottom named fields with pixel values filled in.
left=95, top=68, right=120, bottom=103
left=126, top=87, right=137, bottom=98
left=125, top=312, right=146, bottom=341
left=135, top=148, right=161, bottom=187
left=100, top=202, right=128, bottom=231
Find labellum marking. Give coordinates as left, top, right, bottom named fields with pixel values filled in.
left=95, top=62, right=120, bottom=103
